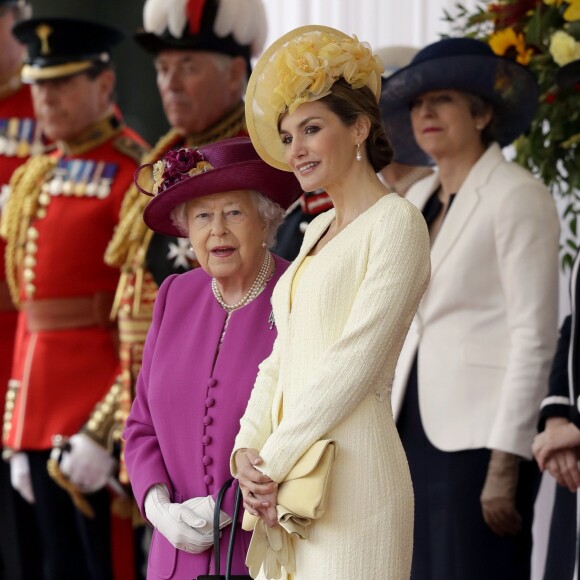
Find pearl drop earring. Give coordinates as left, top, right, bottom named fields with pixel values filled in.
left=355, top=143, right=363, bottom=162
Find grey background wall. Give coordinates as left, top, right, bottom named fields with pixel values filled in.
left=28, top=0, right=168, bottom=145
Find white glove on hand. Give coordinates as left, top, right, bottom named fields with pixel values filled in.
left=59, top=433, right=116, bottom=493
left=10, top=452, right=35, bottom=504
left=144, top=484, right=214, bottom=553
left=182, top=495, right=232, bottom=535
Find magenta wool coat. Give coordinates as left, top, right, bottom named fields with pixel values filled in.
left=124, top=254, right=288, bottom=580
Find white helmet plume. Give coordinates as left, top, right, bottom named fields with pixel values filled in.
left=213, top=0, right=267, bottom=57
left=143, top=0, right=189, bottom=38
left=142, top=0, right=267, bottom=56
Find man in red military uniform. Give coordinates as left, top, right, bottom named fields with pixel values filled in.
left=1, top=16, right=147, bottom=580
left=0, top=1, right=46, bottom=578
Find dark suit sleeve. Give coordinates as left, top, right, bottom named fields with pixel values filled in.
left=538, top=315, right=572, bottom=431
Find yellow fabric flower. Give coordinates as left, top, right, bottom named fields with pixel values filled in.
left=488, top=27, right=533, bottom=64
left=187, top=160, right=213, bottom=176
left=544, top=0, right=564, bottom=6
left=151, top=160, right=165, bottom=195
left=549, top=30, right=580, bottom=65
left=268, top=31, right=383, bottom=116
left=563, top=0, right=580, bottom=21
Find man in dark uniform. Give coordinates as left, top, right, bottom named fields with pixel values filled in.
left=1, top=16, right=147, bottom=580
left=57, top=0, right=268, bottom=496
left=0, top=2, right=46, bottom=579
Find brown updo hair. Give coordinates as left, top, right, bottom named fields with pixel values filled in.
left=320, top=78, right=393, bottom=172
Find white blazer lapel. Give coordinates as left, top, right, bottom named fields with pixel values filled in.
left=430, top=144, right=504, bottom=277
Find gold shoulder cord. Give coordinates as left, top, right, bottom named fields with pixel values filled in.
left=104, top=128, right=183, bottom=270
left=1, top=155, right=57, bottom=307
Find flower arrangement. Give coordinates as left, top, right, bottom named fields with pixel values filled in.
left=269, top=30, right=383, bottom=117
left=150, top=148, right=213, bottom=195
left=445, top=0, right=580, bottom=268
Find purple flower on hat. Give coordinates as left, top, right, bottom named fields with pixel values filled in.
left=155, top=147, right=207, bottom=193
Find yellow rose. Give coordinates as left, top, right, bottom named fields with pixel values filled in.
left=549, top=30, right=580, bottom=65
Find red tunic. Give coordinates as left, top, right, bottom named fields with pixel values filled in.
left=4, top=114, right=147, bottom=451
left=0, top=83, right=43, bottom=412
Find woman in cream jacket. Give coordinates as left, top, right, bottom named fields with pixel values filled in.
left=231, top=26, right=431, bottom=580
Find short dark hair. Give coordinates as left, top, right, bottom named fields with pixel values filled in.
left=465, top=92, right=497, bottom=148
left=320, top=77, right=393, bottom=172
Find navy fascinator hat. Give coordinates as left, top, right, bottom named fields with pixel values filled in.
left=380, top=37, right=539, bottom=166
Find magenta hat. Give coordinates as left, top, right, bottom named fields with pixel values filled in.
left=138, top=137, right=303, bottom=237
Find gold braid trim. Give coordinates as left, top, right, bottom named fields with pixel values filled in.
left=46, top=458, right=95, bottom=519
left=104, top=129, right=183, bottom=269
left=1, top=156, right=57, bottom=307
left=104, top=101, right=247, bottom=271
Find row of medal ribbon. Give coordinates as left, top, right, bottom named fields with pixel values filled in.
left=41, top=158, right=119, bottom=199
left=0, top=117, right=45, bottom=158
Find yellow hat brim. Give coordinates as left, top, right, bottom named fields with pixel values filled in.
left=245, top=25, right=381, bottom=172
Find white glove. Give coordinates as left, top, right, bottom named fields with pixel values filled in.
left=182, top=495, right=232, bottom=534
left=144, top=484, right=214, bottom=553
left=10, top=452, right=35, bottom=504
left=59, top=433, right=117, bottom=493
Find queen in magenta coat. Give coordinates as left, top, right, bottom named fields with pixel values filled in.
left=123, top=138, right=301, bottom=580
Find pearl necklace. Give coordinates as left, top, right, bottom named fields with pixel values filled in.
left=212, top=251, right=272, bottom=312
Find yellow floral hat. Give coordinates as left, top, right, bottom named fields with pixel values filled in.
left=245, top=25, right=384, bottom=171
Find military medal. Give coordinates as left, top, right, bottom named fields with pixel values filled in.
left=16, top=119, right=32, bottom=158
left=96, top=163, right=117, bottom=199
left=0, top=119, right=8, bottom=156
left=74, top=160, right=94, bottom=196
left=5, top=118, right=19, bottom=157
left=49, top=160, right=67, bottom=196
left=62, top=159, right=82, bottom=195
left=30, top=122, right=45, bottom=157
left=86, top=161, right=105, bottom=196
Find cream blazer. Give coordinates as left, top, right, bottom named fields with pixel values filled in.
left=391, top=143, right=560, bottom=459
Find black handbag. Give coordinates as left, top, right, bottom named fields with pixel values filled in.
left=197, top=478, right=252, bottom=580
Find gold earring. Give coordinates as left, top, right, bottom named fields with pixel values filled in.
left=355, top=143, right=363, bottom=162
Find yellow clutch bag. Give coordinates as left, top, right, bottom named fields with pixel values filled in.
left=242, top=439, right=337, bottom=538
left=242, top=440, right=337, bottom=578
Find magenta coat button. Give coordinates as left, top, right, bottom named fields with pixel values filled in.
left=205, top=397, right=215, bottom=407
left=203, top=455, right=212, bottom=466
left=203, top=416, right=212, bottom=426
left=202, top=435, right=212, bottom=445
left=204, top=475, right=213, bottom=485
left=208, top=378, right=217, bottom=387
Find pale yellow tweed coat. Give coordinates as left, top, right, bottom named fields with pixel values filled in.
left=233, top=193, right=431, bottom=579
